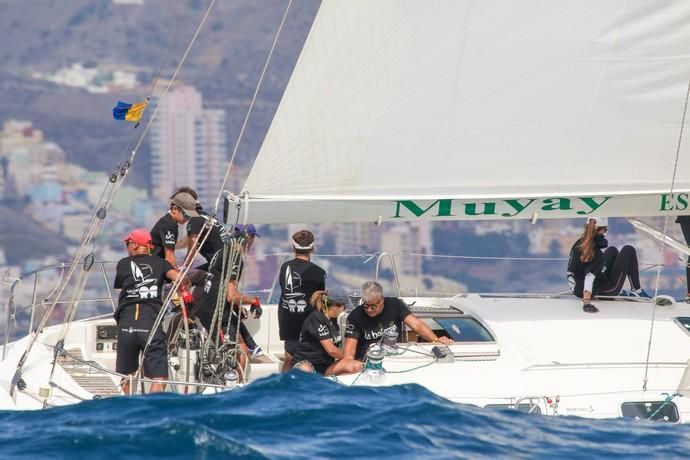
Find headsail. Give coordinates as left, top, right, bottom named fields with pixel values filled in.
left=232, top=0, right=690, bottom=224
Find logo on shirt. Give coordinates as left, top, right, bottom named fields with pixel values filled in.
left=126, top=261, right=158, bottom=299
left=363, top=323, right=398, bottom=341
left=281, top=265, right=308, bottom=313
left=332, top=333, right=342, bottom=346
left=317, top=323, right=329, bottom=337
left=164, top=230, right=175, bottom=245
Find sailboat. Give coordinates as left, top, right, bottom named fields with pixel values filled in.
left=3, top=0, right=690, bottom=422
left=225, top=0, right=690, bottom=421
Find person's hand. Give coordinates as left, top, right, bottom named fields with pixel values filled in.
left=250, top=297, right=263, bottom=318
left=179, top=286, right=194, bottom=306
left=436, top=336, right=453, bottom=346
left=219, top=224, right=231, bottom=244
left=179, top=275, right=191, bottom=290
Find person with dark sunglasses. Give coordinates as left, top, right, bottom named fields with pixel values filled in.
left=343, top=281, right=453, bottom=361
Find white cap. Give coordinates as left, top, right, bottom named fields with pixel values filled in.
left=586, top=216, right=608, bottom=227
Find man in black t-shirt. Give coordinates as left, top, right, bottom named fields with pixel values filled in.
left=190, top=227, right=262, bottom=377
left=150, top=191, right=199, bottom=270
left=278, top=229, right=326, bottom=371
left=114, top=228, right=182, bottom=394
left=185, top=211, right=224, bottom=269
left=189, top=223, right=262, bottom=352
left=344, top=281, right=454, bottom=361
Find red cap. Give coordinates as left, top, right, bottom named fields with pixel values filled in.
left=123, top=228, right=153, bottom=248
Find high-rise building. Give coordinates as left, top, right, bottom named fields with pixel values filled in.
left=335, top=223, right=381, bottom=255
left=381, top=223, right=433, bottom=276
left=149, top=85, right=227, bottom=206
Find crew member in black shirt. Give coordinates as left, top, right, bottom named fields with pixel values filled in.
left=278, top=229, right=327, bottom=371
left=292, top=287, right=362, bottom=376
left=150, top=190, right=199, bottom=270
left=191, top=227, right=262, bottom=379
left=190, top=223, right=263, bottom=355
left=114, top=228, right=183, bottom=394
left=185, top=205, right=225, bottom=270
left=344, top=281, right=453, bottom=361
left=567, top=216, right=648, bottom=314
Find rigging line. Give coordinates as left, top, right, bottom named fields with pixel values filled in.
left=11, top=0, right=219, bottom=394
left=130, top=0, right=218, bottom=160
left=145, top=0, right=182, bottom=99
left=59, top=0, right=218, bottom=354
left=88, top=0, right=183, bottom=245
left=642, top=79, right=690, bottom=392
left=89, top=0, right=182, bottom=250
left=209, top=237, right=243, bottom=350
left=212, top=0, right=294, bottom=214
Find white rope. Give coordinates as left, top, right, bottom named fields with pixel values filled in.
left=642, top=80, right=690, bottom=392
left=14, top=0, right=219, bottom=394
left=212, top=0, right=294, bottom=214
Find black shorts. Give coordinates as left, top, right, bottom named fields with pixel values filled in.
left=292, top=358, right=331, bottom=375
left=311, top=361, right=331, bottom=375
left=284, top=340, right=299, bottom=356
left=116, top=321, right=168, bottom=378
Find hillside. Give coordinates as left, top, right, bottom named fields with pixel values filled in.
left=0, top=0, right=320, bottom=176
left=0, top=203, right=68, bottom=265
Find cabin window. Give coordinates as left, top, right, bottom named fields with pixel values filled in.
left=434, top=317, right=495, bottom=342
left=620, top=401, right=679, bottom=423
left=484, top=403, right=541, bottom=414
left=673, top=317, right=690, bottom=336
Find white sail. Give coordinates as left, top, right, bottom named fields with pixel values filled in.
left=234, top=0, right=690, bottom=224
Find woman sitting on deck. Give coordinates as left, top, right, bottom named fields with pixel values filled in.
left=567, top=216, right=649, bottom=313
left=292, top=287, right=363, bottom=376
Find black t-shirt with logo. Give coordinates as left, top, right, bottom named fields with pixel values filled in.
left=150, top=213, right=178, bottom=259
left=277, top=258, right=327, bottom=341
left=192, top=250, right=245, bottom=331
left=345, top=297, right=411, bottom=360
left=186, top=213, right=224, bottom=264
left=113, top=254, right=173, bottom=322
left=292, top=310, right=341, bottom=369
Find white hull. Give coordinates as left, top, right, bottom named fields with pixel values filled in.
left=2, top=294, right=689, bottom=422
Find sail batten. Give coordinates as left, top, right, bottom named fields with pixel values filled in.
left=236, top=0, right=690, bottom=224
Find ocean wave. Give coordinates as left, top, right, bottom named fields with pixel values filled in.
left=0, top=372, right=689, bottom=459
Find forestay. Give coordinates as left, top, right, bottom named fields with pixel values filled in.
left=231, top=0, right=690, bottom=224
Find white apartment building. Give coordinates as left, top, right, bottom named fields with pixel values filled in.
left=149, top=85, right=227, bottom=206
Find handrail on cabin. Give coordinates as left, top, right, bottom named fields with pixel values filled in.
left=1, top=252, right=679, bottom=362
left=1, top=261, right=118, bottom=361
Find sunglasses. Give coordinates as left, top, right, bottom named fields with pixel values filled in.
left=360, top=300, right=381, bottom=311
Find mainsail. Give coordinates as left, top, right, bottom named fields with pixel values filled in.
left=232, top=0, right=690, bottom=224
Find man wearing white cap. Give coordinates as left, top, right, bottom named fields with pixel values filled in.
left=567, top=216, right=649, bottom=313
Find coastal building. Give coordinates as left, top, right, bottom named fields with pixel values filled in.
left=334, top=223, right=381, bottom=255
left=149, top=85, right=228, bottom=206
left=381, top=223, right=433, bottom=276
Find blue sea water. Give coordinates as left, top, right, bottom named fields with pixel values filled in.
left=0, top=372, right=689, bottom=459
